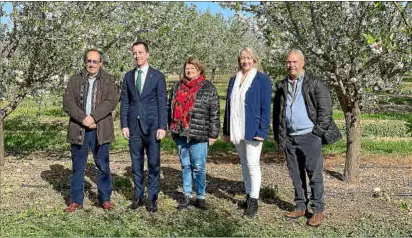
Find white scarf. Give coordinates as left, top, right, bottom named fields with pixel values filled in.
left=230, top=68, right=257, bottom=144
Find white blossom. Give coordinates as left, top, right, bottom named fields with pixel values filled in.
left=370, top=42, right=383, bottom=54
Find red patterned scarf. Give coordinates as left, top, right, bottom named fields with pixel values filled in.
left=170, top=75, right=204, bottom=132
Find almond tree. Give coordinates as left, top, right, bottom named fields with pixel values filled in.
left=0, top=1, right=265, bottom=166
left=0, top=2, right=161, bottom=165
left=226, top=2, right=411, bottom=182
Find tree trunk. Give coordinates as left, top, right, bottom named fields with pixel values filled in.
left=0, top=117, right=4, bottom=167
left=343, top=102, right=361, bottom=183
left=210, top=68, right=216, bottom=82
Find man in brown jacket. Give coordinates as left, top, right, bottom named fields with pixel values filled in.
left=63, top=49, right=119, bottom=212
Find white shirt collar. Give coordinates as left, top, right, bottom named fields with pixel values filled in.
left=136, top=64, right=149, bottom=73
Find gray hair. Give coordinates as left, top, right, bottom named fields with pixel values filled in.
left=287, top=49, right=305, bottom=63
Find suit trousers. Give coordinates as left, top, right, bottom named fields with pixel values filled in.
left=70, top=130, right=112, bottom=205
left=285, top=132, right=325, bottom=212
left=129, top=120, right=161, bottom=201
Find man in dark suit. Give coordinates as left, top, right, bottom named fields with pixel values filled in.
left=120, top=41, right=167, bottom=213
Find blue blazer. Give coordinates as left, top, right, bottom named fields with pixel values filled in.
left=120, top=66, right=167, bottom=135
left=223, top=71, right=272, bottom=140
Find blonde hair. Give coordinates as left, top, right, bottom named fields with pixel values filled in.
left=237, top=47, right=260, bottom=70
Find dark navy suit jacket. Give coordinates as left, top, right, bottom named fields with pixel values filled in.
left=120, top=66, right=167, bottom=135
left=223, top=71, right=272, bottom=140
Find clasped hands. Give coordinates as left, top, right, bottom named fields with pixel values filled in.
left=82, top=115, right=96, bottom=129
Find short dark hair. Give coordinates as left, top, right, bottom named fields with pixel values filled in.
left=132, top=41, right=149, bottom=52
left=84, top=48, right=103, bottom=63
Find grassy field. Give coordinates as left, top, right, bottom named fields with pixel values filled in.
left=4, top=92, right=412, bottom=156
left=1, top=79, right=412, bottom=236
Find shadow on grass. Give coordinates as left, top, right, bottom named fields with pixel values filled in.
left=84, top=163, right=135, bottom=203
left=5, top=115, right=67, bottom=152
left=325, top=169, right=344, bottom=181
left=260, top=186, right=295, bottom=212
left=207, top=149, right=285, bottom=165
left=41, top=159, right=293, bottom=212
left=161, top=166, right=293, bottom=212
left=41, top=164, right=98, bottom=206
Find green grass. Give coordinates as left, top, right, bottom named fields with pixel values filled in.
left=1, top=194, right=411, bottom=237
left=332, top=110, right=412, bottom=121
left=389, top=96, right=412, bottom=105
left=402, top=76, right=412, bottom=82
left=322, top=138, right=412, bottom=154
left=361, top=120, right=409, bottom=137
left=3, top=93, right=412, bottom=155
left=0, top=213, right=406, bottom=237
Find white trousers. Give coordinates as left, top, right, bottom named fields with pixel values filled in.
left=234, top=140, right=263, bottom=199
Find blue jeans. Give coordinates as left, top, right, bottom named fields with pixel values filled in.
left=70, top=130, right=112, bottom=205
left=174, top=136, right=208, bottom=199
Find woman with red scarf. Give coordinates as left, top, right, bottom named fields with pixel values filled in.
left=168, top=58, right=220, bottom=210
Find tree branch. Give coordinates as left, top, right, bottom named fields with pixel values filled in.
left=309, top=2, right=323, bottom=47
left=285, top=2, right=304, bottom=44
left=3, top=4, right=21, bottom=58
left=393, top=2, right=412, bottom=31
left=1, top=91, right=26, bottom=119
left=355, top=53, right=386, bottom=78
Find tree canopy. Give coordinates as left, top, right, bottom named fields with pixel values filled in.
left=0, top=2, right=264, bottom=120
left=223, top=1, right=411, bottom=182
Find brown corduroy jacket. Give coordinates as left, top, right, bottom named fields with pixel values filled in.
left=63, top=68, right=119, bottom=145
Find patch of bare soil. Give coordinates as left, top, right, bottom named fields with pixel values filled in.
left=1, top=151, right=412, bottom=233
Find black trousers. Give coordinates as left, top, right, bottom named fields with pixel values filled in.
left=284, top=132, right=324, bottom=212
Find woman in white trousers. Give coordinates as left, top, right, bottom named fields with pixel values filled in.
left=223, top=47, right=272, bottom=218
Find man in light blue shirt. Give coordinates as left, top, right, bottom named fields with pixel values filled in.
left=273, top=49, right=342, bottom=227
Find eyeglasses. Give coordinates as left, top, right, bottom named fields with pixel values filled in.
left=86, top=59, right=101, bottom=64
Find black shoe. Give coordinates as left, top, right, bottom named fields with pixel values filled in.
left=194, top=199, right=208, bottom=210
left=129, top=198, right=145, bottom=210
left=177, top=196, right=191, bottom=210
left=238, top=194, right=250, bottom=209
left=244, top=198, right=258, bottom=218
left=148, top=200, right=158, bottom=213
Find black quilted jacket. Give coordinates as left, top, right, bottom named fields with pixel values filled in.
left=168, top=80, right=220, bottom=142
left=273, top=71, right=342, bottom=149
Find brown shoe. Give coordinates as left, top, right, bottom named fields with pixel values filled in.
left=285, top=210, right=307, bottom=219
left=102, top=201, right=114, bottom=210
left=307, top=212, right=324, bottom=227
left=64, top=203, right=82, bottom=212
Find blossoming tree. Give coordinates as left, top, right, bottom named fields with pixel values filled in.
left=0, top=2, right=264, bottom=165
left=225, top=2, right=411, bottom=182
